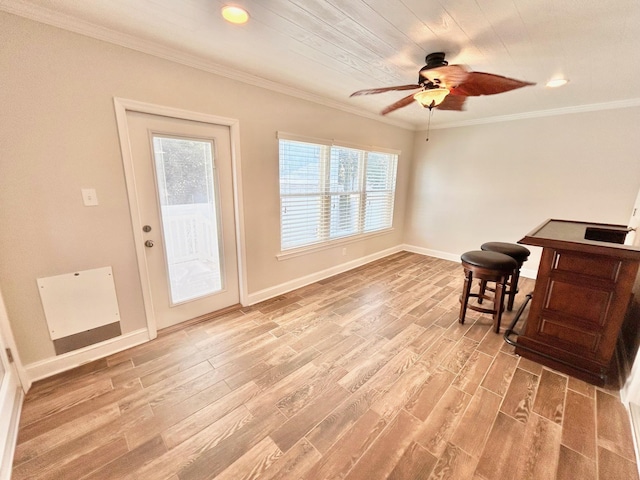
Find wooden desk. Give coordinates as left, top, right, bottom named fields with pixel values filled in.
left=516, top=219, right=640, bottom=386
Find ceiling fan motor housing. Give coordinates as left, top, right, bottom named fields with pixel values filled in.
left=425, top=52, right=448, bottom=68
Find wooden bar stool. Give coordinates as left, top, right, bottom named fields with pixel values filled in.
left=479, top=242, right=531, bottom=311
left=459, top=250, right=518, bottom=333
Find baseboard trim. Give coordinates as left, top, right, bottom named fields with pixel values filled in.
left=246, top=245, right=404, bottom=306
left=249, top=244, right=536, bottom=307
left=629, top=402, right=640, bottom=480
left=401, top=244, right=460, bottom=262
left=0, top=386, right=23, bottom=480
left=402, top=244, right=538, bottom=279
left=618, top=339, right=640, bottom=472
left=25, top=328, right=150, bottom=383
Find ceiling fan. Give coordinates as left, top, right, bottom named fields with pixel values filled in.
left=350, top=52, right=535, bottom=115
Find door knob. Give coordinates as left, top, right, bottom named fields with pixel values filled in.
left=145, top=240, right=154, bottom=248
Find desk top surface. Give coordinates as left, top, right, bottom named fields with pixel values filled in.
left=519, top=219, right=640, bottom=258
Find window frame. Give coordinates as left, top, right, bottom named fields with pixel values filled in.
left=277, top=132, right=399, bottom=259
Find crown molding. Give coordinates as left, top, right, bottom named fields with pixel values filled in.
left=5, top=1, right=639, bottom=133
left=0, top=1, right=416, bottom=131
left=428, top=98, right=640, bottom=130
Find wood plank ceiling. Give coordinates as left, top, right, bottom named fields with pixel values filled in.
left=3, top=0, right=640, bottom=128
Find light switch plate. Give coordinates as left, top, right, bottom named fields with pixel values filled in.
left=81, top=188, right=99, bottom=206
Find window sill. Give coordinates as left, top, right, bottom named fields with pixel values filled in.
left=276, top=228, right=395, bottom=261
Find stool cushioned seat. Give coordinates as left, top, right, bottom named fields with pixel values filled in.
left=461, top=250, right=518, bottom=271
left=481, top=242, right=530, bottom=263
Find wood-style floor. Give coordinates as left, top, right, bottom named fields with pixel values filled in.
left=12, top=252, right=639, bottom=479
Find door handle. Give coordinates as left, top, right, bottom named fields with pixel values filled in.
left=145, top=240, right=154, bottom=248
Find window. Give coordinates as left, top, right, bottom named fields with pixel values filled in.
left=279, top=135, right=398, bottom=251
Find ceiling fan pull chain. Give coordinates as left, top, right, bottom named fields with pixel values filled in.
left=425, top=108, right=433, bottom=141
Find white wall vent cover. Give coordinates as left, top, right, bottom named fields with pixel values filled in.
left=37, top=266, right=121, bottom=340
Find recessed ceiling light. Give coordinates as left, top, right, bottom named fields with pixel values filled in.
left=221, top=5, right=249, bottom=24
left=546, top=78, right=569, bottom=88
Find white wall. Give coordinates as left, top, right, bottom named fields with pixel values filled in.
left=0, top=12, right=414, bottom=365
left=404, top=108, right=640, bottom=275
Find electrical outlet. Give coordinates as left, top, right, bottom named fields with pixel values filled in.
left=342, top=247, right=347, bottom=256
left=81, top=188, right=99, bottom=206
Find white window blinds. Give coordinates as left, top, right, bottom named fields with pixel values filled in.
left=279, top=137, right=398, bottom=251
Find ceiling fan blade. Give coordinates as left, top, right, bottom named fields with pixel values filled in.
left=436, top=95, right=467, bottom=111
left=452, top=72, right=535, bottom=96
left=350, top=84, right=420, bottom=97
left=381, top=93, right=417, bottom=115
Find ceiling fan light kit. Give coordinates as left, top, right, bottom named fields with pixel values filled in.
left=351, top=52, right=535, bottom=116
left=414, top=88, right=450, bottom=109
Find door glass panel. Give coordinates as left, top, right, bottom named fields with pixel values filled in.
left=152, top=136, right=223, bottom=304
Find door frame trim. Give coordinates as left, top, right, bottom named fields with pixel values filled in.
left=0, top=287, right=28, bottom=391
left=113, top=98, right=248, bottom=339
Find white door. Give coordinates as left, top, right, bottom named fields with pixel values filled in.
left=627, top=186, right=640, bottom=247
left=0, top=289, right=23, bottom=479
left=126, top=111, right=240, bottom=330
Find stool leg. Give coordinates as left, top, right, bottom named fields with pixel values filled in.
left=493, top=275, right=507, bottom=333
left=507, top=268, right=521, bottom=311
left=478, top=280, right=486, bottom=304
left=459, top=269, right=473, bottom=325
